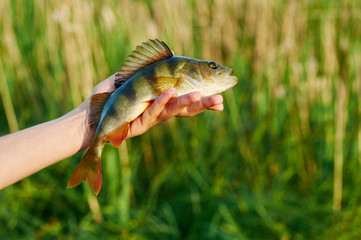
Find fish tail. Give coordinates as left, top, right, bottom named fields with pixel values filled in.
left=67, top=139, right=105, bottom=195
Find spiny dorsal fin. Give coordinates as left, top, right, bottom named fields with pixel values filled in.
left=114, top=39, right=174, bottom=89
left=88, top=92, right=113, bottom=129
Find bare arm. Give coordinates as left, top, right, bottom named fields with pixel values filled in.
left=0, top=101, right=89, bottom=188
left=0, top=74, right=223, bottom=189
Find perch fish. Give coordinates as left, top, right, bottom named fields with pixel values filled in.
left=67, top=39, right=238, bottom=195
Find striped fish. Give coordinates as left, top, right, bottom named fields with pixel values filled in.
left=67, top=39, right=238, bottom=195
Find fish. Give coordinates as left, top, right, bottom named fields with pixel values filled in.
left=67, top=39, right=238, bottom=195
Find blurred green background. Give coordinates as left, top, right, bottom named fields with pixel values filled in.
left=1, top=0, right=361, bottom=239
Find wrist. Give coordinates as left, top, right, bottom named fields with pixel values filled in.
left=59, top=98, right=93, bottom=152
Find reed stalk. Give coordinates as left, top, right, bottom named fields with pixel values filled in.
left=333, top=80, right=348, bottom=211
left=0, top=60, right=19, bottom=133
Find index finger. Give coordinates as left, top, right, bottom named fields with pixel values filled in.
left=141, top=88, right=176, bottom=123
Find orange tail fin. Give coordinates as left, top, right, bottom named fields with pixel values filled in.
left=67, top=141, right=105, bottom=195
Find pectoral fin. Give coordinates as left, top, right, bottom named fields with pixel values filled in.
left=104, top=122, right=130, bottom=147
left=143, top=99, right=155, bottom=104
left=155, top=77, right=181, bottom=92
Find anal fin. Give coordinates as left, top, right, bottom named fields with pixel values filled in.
left=104, top=122, right=130, bottom=147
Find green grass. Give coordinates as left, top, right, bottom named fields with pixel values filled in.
left=1, top=0, right=361, bottom=239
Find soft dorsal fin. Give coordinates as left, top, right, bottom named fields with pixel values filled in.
left=114, top=39, right=174, bottom=89
left=88, top=92, right=113, bottom=129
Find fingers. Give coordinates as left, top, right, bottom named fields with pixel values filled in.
left=126, top=88, right=176, bottom=138
left=155, top=91, right=201, bottom=122
left=176, top=94, right=223, bottom=117
left=208, top=104, right=224, bottom=111
left=126, top=90, right=224, bottom=139
left=164, top=91, right=201, bottom=116
left=141, top=88, right=176, bottom=125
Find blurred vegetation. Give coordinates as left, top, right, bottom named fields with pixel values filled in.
left=1, top=0, right=361, bottom=239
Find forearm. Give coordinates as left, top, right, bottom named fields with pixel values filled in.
left=0, top=100, right=91, bottom=189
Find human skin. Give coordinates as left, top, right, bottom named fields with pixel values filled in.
left=0, top=74, right=223, bottom=189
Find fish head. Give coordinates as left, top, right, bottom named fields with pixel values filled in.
left=179, top=58, right=238, bottom=96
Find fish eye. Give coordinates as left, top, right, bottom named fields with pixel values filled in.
left=208, top=62, right=218, bottom=69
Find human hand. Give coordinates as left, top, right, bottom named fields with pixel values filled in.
left=126, top=88, right=223, bottom=139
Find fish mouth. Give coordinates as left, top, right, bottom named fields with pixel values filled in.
left=226, top=68, right=233, bottom=76
left=225, top=68, right=238, bottom=88
left=225, top=68, right=238, bottom=82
